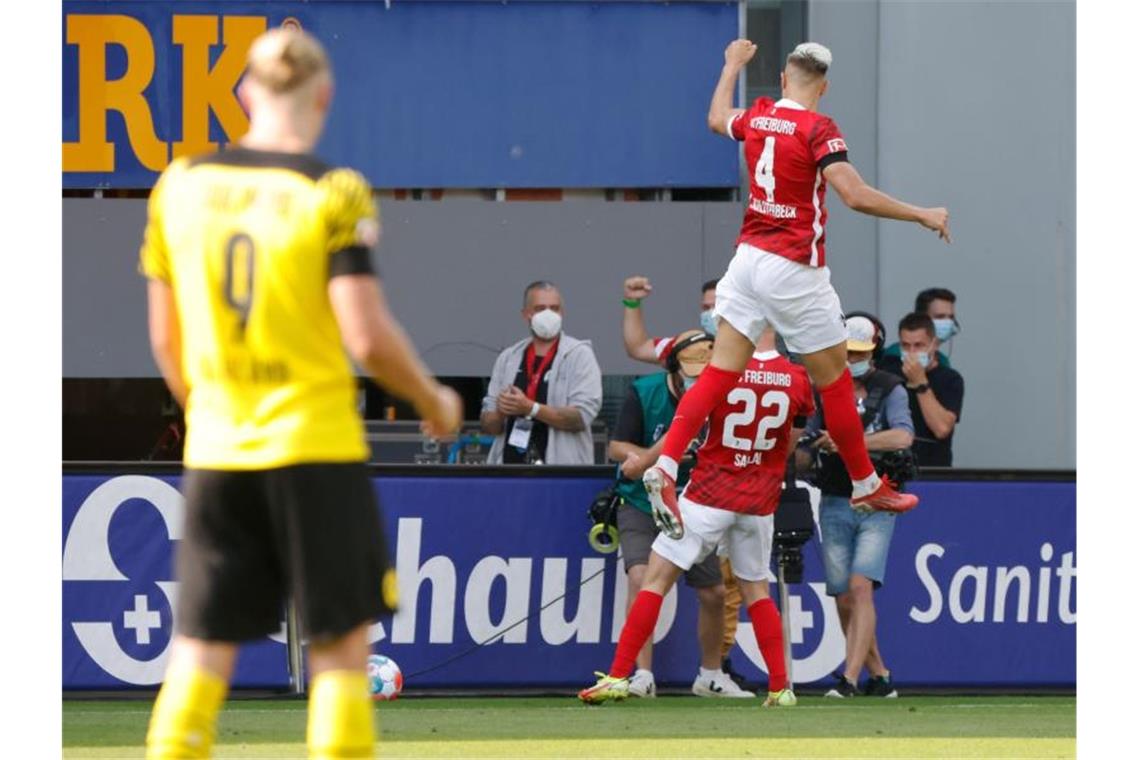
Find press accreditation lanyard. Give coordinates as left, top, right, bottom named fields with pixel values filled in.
left=522, top=339, right=558, bottom=401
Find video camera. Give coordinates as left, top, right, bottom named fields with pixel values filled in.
left=800, top=430, right=918, bottom=494
left=586, top=484, right=621, bottom=554
left=773, top=472, right=815, bottom=584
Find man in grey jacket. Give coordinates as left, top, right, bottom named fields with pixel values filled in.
left=481, top=281, right=603, bottom=464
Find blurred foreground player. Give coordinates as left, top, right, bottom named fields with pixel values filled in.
left=580, top=329, right=812, bottom=707
left=140, top=29, right=462, bottom=759
left=644, top=40, right=951, bottom=526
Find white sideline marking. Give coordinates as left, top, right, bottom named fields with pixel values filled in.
left=63, top=702, right=1060, bottom=716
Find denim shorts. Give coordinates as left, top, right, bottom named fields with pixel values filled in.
left=818, top=494, right=897, bottom=596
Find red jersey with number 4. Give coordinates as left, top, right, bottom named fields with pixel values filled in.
left=683, top=351, right=814, bottom=516
left=728, top=97, right=849, bottom=268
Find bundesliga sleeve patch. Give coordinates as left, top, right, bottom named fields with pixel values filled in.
left=826, top=138, right=847, bottom=153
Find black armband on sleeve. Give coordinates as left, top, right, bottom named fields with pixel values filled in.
left=818, top=151, right=849, bottom=170
left=793, top=415, right=807, bottom=428
left=329, top=246, right=376, bottom=278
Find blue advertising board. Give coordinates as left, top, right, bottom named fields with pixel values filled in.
left=62, top=469, right=1075, bottom=691
left=62, top=0, right=740, bottom=189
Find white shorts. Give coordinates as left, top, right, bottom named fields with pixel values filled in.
left=714, top=243, right=847, bottom=355
left=651, top=496, right=776, bottom=583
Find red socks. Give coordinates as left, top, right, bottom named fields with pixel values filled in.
left=748, top=598, right=787, bottom=693
left=609, top=590, right=663, bottom=678
left=661, top=364, right=742, bottom=463
left=817, top=368, right=876, bottom=482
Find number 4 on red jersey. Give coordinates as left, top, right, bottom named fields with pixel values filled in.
left=727, top=98, right=849, bottom=268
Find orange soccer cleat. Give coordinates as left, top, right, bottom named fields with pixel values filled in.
left=851, top=477, right=919, bottom=514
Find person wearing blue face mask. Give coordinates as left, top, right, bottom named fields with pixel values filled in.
left=621, top=275, right=720, bottom=363
left=699, top=278, right=720, bottom=336
left=880, top=312, right=965, bottom=467
left=883, top=287, right=958, bottom=367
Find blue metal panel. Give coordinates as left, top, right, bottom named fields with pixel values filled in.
left=63, top=1, right=740, bottom=188
left=62, top=471, right=1075, bottom=690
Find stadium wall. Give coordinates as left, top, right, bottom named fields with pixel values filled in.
left=62, top=466, right=1076, bottom=691
left=62, top=197, right=746, bottom=378
left=809, top=0, right=1077, bottom=469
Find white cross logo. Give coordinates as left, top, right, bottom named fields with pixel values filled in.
left=123, top=594, right=162, bottom=646
left=786, top=593, right=816, bottom=645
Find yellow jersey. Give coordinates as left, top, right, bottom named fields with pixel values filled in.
left=139, top=148, right=380, bottom=469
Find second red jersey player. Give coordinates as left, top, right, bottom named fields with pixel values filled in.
left=580, top=332, right=811, bottom=708
left=683, top=348, right=814, bottom=515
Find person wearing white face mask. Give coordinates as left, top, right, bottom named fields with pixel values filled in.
left=480, top=281, right=603, bottom=464
left=881, top=312, right=964, bottom=468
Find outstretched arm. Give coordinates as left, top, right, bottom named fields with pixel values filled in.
left=823, top=161, right=952, bottom=243
left=708, top=39, right=756, bottom=136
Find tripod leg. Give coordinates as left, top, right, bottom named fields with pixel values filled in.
left=778, top=560, right=794, bottom=690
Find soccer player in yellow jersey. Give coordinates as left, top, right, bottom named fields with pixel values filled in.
left=140, top=29, right=462, bottom=759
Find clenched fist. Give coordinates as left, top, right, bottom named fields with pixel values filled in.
left=623, top=275, right=653, bottom=301
left=725, top=39, right=758, bottom=68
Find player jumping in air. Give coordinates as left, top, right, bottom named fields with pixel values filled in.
left=580, top=328, right=813, bottom=707
left=644, top=40, right=951, bottom=529
left=140, top=29, right=462, bottom=759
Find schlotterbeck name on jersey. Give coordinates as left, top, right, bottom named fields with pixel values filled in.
left=749, top=197, right=798, bottom=220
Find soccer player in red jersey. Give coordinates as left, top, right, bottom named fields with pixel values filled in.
left=644, top=40, right=950, bottom=524
left=580, top=329, right=812, bottom=707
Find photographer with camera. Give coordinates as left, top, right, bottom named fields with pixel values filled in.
left=605, top=330, right=750, bottom=698
left=796, top=315, right=915, bottom=699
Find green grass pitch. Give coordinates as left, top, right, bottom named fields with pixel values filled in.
left=63, top=694, right=1075, bottom=758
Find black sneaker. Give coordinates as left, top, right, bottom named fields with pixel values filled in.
left=862, top=674, right=898, bottom=698
left=721, top=657, right=748, bottom=690
left=824, top=675, right=857, bottom=698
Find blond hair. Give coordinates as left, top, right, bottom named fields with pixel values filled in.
left=786, top=42, right=832, bottom=79
left=246, top=28, right=330, bottom=94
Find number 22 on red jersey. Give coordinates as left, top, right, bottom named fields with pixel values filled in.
left=685, top=353, right=814, bottom=516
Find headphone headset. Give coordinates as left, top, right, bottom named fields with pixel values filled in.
left=665, top=332, right=715, bottom=374
left=843, top=311, right=886, bottom=364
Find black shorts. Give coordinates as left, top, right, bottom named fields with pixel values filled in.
left=176, top=463, right=393, bottom=644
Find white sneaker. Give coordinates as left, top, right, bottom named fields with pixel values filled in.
left=692, top=669, right=755, bottom=698
left=628, top=669, right=657, bottom=698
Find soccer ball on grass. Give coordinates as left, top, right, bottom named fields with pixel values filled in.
left=366, top=654, right=403, bottom=701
